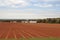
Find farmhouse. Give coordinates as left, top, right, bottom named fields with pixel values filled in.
left=29, top=21, right=37, bottom=23
left=21, top=20, right=37, bottom=23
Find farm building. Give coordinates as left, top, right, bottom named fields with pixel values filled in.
left=29, top=21, right=37, bottom=23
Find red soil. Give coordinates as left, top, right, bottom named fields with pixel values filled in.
left=0, top=22, right=60, bottom=39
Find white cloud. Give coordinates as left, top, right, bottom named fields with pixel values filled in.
left=0, top=0, right=60, bottom=8
left=0, top=10, right=41, bottom=19
left=36, top=0, right=60, bottom=2
left=55, top=4, right=60, bottom=7
left=0, top=9, right=60, bottom=19
left=30, top=0, right=60, bottom=2
left=34, top=3, right=53, bottom=7
left=0, top=0, right=29, bottom=8
left=9, top=0, right=29, bottom=7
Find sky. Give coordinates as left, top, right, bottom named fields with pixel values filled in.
left=0, top=0, right=60, bottom=19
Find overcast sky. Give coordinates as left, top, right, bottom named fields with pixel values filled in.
left=0, top=0, right=60, bottom=19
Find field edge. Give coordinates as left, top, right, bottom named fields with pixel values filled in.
left=0, top=37, right=60, bottom=40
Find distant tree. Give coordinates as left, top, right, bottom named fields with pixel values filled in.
left=51, top=19, right=56, bottom=23
left=42, top=19, right=46, bottom=23
left=37, top=19, right=42, bottom=23
left=56, top=19, right=60, bottom=23
left=46, top=18, right=52, bottom=23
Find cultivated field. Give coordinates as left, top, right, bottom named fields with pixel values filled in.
left=0, top=22, right=60, bottom=40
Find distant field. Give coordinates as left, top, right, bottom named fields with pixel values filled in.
left=0, top=22, right=60, bottom=40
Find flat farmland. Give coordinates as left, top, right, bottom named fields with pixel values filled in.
left=0, top=22, right=60, bottom=39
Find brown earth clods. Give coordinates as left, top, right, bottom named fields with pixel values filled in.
left=0, top=22, right=60, bottom=39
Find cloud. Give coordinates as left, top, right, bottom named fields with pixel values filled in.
left=0, top=10, right=41, bottom=19
left=0, top=9, right=60, bottom=19
left=34, top=3, right=53, bottom=7
left=0, top=0, right=60, bottom=8
left=45, top=0, right=60, bottom=1
left=55, top=4, right=60, bottom=7
left=0, top=0, right=29, bottom=8
left=29, top=0, right=60, bottom=3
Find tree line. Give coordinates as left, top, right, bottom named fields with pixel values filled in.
left=37, top=18, right=60, bottom=23
left=0, top=18, right=60, bottom=23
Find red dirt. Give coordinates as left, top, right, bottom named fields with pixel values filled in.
left=0, top=22, right=60, bottom=39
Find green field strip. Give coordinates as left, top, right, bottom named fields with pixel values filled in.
left=0, top=37, right=60, bottom=40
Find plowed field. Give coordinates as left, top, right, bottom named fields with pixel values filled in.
left=0, top=22, right=60, bottom=39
